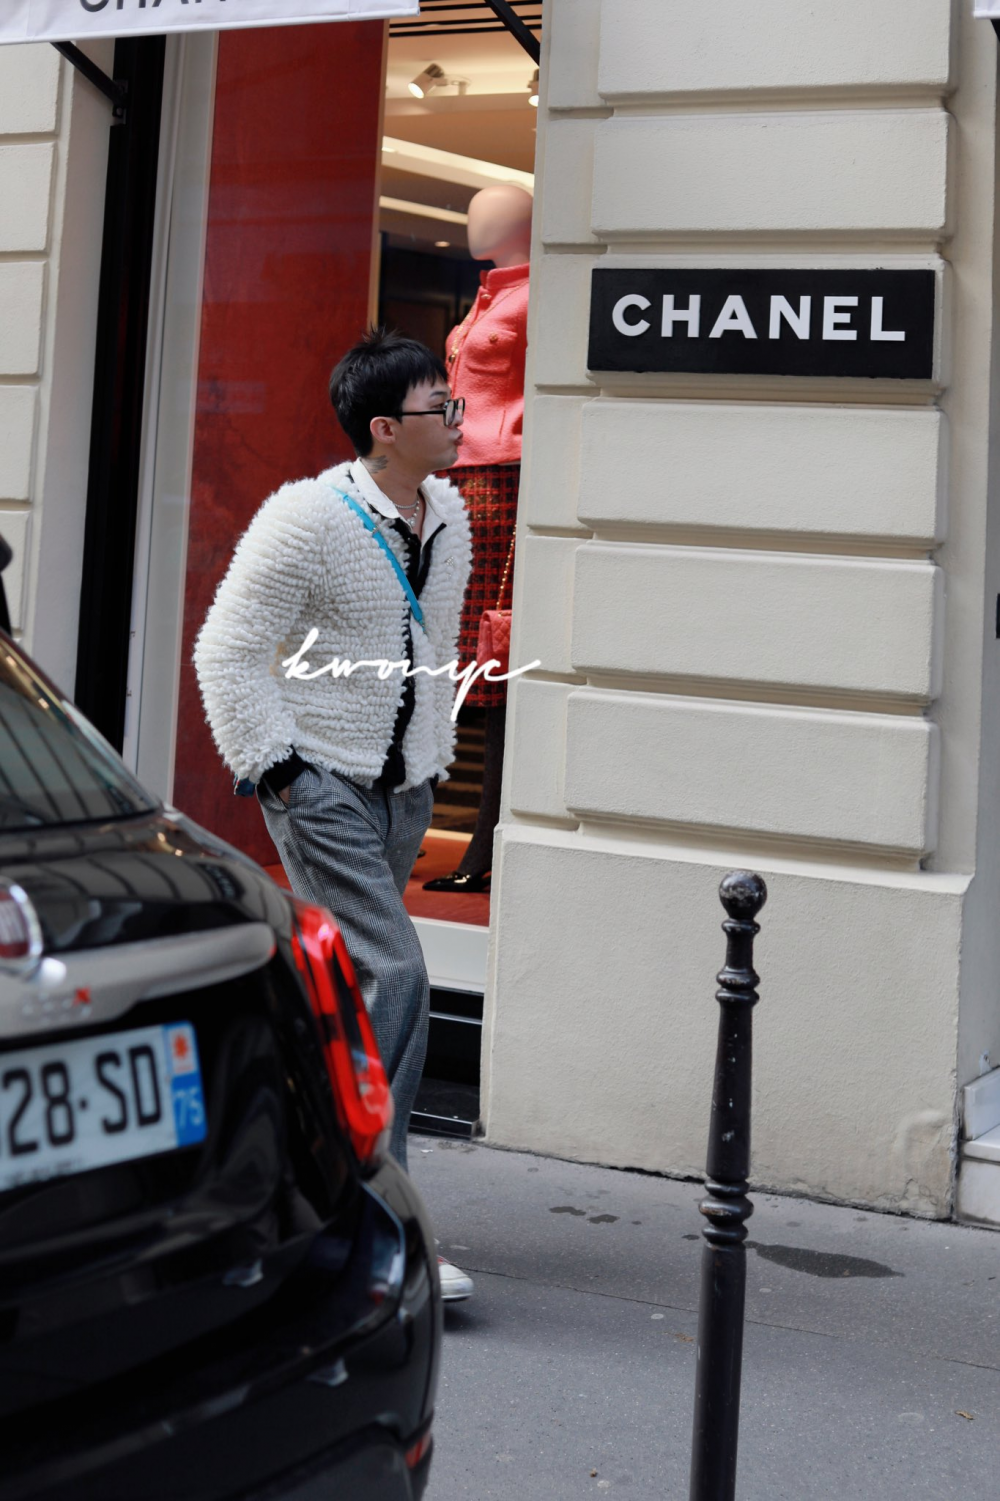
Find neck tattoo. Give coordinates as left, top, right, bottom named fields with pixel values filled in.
left=364, top=455, right=389, bottom=476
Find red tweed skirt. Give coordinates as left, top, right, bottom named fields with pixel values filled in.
left=451, top=462, right=520, bottom=709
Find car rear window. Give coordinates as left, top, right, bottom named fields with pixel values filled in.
left=0, top=643, right=158, bottom=830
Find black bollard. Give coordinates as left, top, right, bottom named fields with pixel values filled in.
left=688, top=871, right=768, bottom=1501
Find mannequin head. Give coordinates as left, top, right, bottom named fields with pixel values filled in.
left=466, top=185, right=533, bottom=269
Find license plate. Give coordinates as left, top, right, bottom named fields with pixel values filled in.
left=0, top=1023, right=208, bottom=1193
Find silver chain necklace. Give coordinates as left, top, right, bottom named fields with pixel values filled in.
left=395, top=496, right=422, bottom=520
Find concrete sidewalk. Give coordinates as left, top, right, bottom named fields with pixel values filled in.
left=411, top=1137, right=1000, bottom=1501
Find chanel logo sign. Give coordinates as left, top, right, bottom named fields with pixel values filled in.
left=588, top=269, right=936, bottom=381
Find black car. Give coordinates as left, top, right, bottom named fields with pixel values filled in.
left=0, top=632, right=441, bottom=1500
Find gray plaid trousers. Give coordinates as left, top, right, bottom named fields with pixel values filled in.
left=258, top=765, right=434, bottom=1171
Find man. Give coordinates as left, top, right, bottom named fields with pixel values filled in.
left=194, top=328, right=474, bottom=1300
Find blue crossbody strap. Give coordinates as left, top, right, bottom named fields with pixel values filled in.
left=330, top=487, right=425, bottom=629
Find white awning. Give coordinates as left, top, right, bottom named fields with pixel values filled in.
left=1, top=0, right=418, bottom=46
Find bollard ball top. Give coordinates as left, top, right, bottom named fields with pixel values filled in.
left=719, top=870, right=768, bottom=920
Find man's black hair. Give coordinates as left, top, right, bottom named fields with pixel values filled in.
left=329, top=326, right=449, bottom=456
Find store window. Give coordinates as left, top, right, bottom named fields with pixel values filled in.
left=376, top=14, right=536, bottom=937
left=132, top=6, right=539, bottom=1004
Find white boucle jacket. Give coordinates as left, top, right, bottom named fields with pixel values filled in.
left=193, top=461, right=472, bottom=791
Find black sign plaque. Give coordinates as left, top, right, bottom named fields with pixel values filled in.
left=587, top=268, right=936, bottom=380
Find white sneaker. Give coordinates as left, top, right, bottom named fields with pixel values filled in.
left=437, top=1254, right=474, bottom=1302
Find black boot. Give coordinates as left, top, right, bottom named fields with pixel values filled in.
left=422, top=869, right=491, bottom=893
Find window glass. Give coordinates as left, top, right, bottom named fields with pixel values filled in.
left=0, top=645, right=156, bottom=830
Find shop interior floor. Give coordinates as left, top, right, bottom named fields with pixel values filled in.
left=264, top=830, right=490, bottom=929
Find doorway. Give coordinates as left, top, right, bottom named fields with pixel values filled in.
left=129, top=4, right=541, bottom=1132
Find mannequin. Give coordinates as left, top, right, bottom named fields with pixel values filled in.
left=466, top=183, right=533, bottom=271
left=423, top=185, right=532, bottom=895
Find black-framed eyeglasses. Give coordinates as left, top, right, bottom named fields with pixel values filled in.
left=392, top=398, right=465, bottom=427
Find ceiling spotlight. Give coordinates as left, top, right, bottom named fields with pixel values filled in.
left=409, top=64, right=446, bottom=100
left=528, top=68, right=539, bottom=107
left=435, top=240, right=451, bottom=248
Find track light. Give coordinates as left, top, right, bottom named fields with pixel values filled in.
left=409, top=64, right=446, bottom=100
left=528, top=68, right=539, bottom=107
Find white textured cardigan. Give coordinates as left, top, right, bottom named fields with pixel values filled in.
left=193, top=462, right=472, bottom=791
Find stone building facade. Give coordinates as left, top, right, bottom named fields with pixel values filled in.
left=488, top=0, right=1000, bottom=1222
left=4, top=2, right=1000, bottom=1221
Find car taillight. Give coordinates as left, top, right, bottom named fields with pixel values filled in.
left=0, top=881, right=42, bottom=976
left=290, top=900, right=393, bottom=1170
left=405, top=1429, right=433, bottom=1471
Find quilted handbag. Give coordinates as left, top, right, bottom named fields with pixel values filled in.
left=476, top=532, right=516, bottom=675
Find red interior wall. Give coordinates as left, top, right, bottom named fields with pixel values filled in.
left=174, top=21, right=385, bottom=861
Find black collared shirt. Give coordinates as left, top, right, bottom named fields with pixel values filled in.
left=381, top=509, right=445, bottom=788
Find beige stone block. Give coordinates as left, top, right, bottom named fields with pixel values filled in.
left=529, top=254, right=598, bottom=389
left=591, top=112, right=950, bottom=238
left=0, top=510, right=31, bottom=631
left=507, top=679, right=572, bottom=820
left=0, top=388, right=37, bottom=501
left=546, top=0, right=603, bottom=110
left=0, top=44, right=60, bottom=134
left=598, top=0, right=953, bottom=101
left=572, top=545, right=941, bottom=700
left=540, top=119, right=599, bottom=247
left=515, top=535, right=578, bottom=677
left=520, top=395, right=588, bottom=532
left=578, top=401, right=945, bottom=543
left=957, top=1159, right=1000, bottom=1227
left=486, top=832, right=961, bottom=1213
left=0, top=263, right=46, bottom=376
left=0, top=144, right=55, bottom=253
left=565, top=689, right=938, bottom=853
